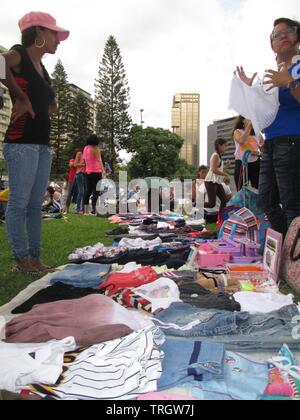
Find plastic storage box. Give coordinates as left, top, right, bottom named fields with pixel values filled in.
left=197, top=243, right=231, bottom=268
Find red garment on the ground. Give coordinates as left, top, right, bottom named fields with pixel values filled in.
left=99, top=267, right=158, bottom=296
left=187, top=231, right=213, bottom=238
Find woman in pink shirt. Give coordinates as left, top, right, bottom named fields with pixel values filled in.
left=233, top=116, right=263, bottom=191
left=83, top=134, right=105, bottom=215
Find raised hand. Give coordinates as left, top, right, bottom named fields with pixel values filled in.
left=263, top=64, right=294, bottom=91
left=235, top=66, right=257, bottom=86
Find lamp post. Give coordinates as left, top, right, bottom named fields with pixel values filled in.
left=140, top=109, right=144, bottom=126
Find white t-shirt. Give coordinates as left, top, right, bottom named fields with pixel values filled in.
left=0, top=337, right=76, bottom=393
left=233, top=292, right=295, bottom=314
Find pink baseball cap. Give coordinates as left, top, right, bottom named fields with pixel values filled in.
left=18, top=11, right=70, bottom=42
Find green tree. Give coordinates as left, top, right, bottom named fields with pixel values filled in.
left=68, top=91, right=93, bottom=154
left=174, top=160, right=198, bottom=180
left=95, top=36, right=131, bottom=168
left=50, top=59, right=71, bottom=176
left=127, top=125, right=184, bottom=179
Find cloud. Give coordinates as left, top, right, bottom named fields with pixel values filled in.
left=0, top=0, right=298, bottom=164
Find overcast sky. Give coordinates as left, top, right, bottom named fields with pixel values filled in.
left=0, top=0, right=298, bottom=163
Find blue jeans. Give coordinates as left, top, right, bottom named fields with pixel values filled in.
left=154, top=302, right=249, bottom=337
left=75, top=173, right=85, bottom=212
left=158, top=339, right=225, bottom=390
left=50, top=263, right=112, bottom=288
left=258, top=137, right=300, bottom=235
left=154, top=303, right=300, bottom=351
left=3, top=143, right=51, bottom=261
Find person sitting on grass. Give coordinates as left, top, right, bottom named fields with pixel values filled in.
left=42, top=186, right=62, bottom=213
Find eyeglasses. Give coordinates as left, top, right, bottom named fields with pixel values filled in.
left=271, top=26, right=298, bottom=41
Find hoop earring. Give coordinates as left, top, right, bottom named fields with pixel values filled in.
left=35, top=38, right=46, bottom=49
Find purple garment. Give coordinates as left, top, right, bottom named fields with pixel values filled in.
left=5, top=295, right=146, bottom=345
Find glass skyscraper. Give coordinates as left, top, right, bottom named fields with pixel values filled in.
left=172, top=93, right=200, bottom=168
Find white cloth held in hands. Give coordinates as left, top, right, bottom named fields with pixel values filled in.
left=229, top=74, right=280, bottom=136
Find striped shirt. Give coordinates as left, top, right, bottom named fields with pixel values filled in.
left=29, top=326, right=164, bottom=400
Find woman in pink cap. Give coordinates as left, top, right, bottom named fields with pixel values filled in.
left=0, top=12, right=69, bottom=275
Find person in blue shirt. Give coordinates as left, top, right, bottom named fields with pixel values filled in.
left=237, top=18, right=300, bottom=235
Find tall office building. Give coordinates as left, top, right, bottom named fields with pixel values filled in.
left=207, top=116, right=237, bottom=170
left=0, top=46, right=12, bottom=160
left=172, top=93, right=200, bottom=168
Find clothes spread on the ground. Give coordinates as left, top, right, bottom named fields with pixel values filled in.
left=106, top=226, right=130, bottom=236
left=0, top=390, right=41, bottom=400
left=68, top=243, right=117, bottom=262
left=138, top=225, right=211, bottom=238
left=112, top=233, right=161, bottom=241
left=178, top=351, right=269, bottom=401
left=118, top=237, right=162, bottom=250
left=197, top=271, right=240, bottom=294
left=152, top=266, right=176, bottom=275
left=28, top=326, right=164, bottom=401
left=153, top=302, right=300, bottom=351
left=133, top=278, right=182, bottom=312
left=0, top=338, right=76, bottom=393
left=2, top=210, right=300, bottom=401
left=163, top=269, right=240, bottom=296
left=178, top=282, right=241, bottom=312
left=105, top=288, right=152, bottom=313
left=261, top=345, right=300, bottom=400
left=158, top=339, right=225, bottom=390
left=233, top=292, right=295, bottom=314
left=68, top=241, right=191, bottom=269
left=99, top=266, right=158, bottom=295
left=5, top=295, right=149, bottom=346
left=162, top=270, right=197, bottom=282
left=11, top=282, right=106, bottom=314
left=49, top=263, right=111, bottom=288
left=137, top=392, right=197, bottom=400
left=114, top=262, right=143, bottom=273
left=108, top=212, right=186, bottom=226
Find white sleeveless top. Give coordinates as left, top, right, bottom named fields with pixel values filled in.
left=205, top=153, right=224, bottom=184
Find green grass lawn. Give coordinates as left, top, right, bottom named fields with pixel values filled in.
left=0, top=215, right=115, bottom=306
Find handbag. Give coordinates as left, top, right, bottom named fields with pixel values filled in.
left=280, top=217, right=300, bottom=293
left=218, top=207, right=258, bottom=242
left=227, top=186, right=262, bottom=216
